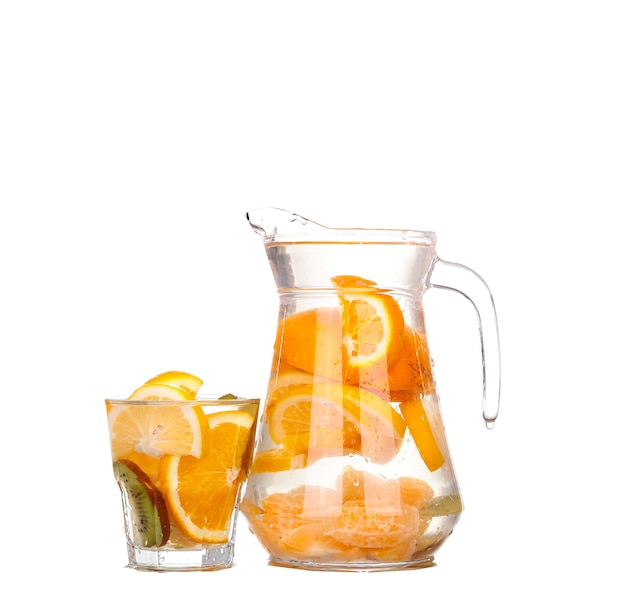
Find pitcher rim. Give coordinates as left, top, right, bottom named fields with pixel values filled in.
left=247, top=207, right=438, bottom=245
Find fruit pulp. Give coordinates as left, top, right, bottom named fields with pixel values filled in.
left=242, top=281, right=463, bottom=571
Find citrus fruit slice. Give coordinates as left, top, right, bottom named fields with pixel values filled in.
left=266, top=382, right=406, bottom=464
left=332, top=276, right=405, bottom=384
left=395, top=476, right=436, bottom=509
left=128, top=382, right=194, bottom=401
left=279, top=306, right=344, bottom=381
left=242, top=486, right=352, bottom=560
left=144, top=370, right=203, bottom=397
left=361, top=326, right=436, bottom=400
left=108, top=400, right=206, bottom=459
left=323, top=499, right=420, bottom=549
left=160, top=409, right=256, bottom=543
left=250, top=448, right=308, bottom=473
left=399, top=398, right=445, bottom=472
left=277, top=521, right=352, bottom=557
left=205, top=409, right=256, bottom=471
left=282, top=425, right=361, bottom=457
left=119, top=449, right=162, bottom=487
left=331, top=275, right=378, bottom=289
left=270, top=362, right=317, bottom=391
left=338, top=466, right=434, bottom=509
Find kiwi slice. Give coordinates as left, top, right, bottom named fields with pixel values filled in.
left=419, top=493, right=463, bottom=518
left=113, top=459, right=170, bottom=547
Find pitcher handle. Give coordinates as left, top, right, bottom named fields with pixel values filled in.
left=430, top=259, right=502, bottom=428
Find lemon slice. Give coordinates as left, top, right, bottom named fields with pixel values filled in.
left=144, top=371, right=203, bottom=397
left=129, top=382, right=194, bottom=401
left=107, top=399, right=206, bottom=459
left=266, top=383, right=406, bottom=464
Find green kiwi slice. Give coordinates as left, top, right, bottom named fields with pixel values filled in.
left=419, top=493, right=463, bottom=518
left=113, top=459, right=170, bottom=547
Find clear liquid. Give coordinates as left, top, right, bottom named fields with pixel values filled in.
left=264, top=241, right=437, bottom=294
left=241, top=248, right=463, bottom=570
left=243, top=399, right=462, bottom=570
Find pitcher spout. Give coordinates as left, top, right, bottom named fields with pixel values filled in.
left=246, top=207, right=321, bottom=242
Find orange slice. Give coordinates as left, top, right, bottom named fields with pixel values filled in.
left=266, top=383, right=344, bottom=442
left=338, top=466, right=434, bottom=509
left=205, top=409, right=257, bottom=471
left=323, top=499, right=420, bottom=549
left=243, top=486, right=350, bottom=560
left=331, top=275, right=378, bottom=289
left=269, top=362, right=317, bottom=392
left=144, top=370, right=203, bottom=397
left=332, top=275, right=405, bottom=384
left=361, top=326, right=436, bottom=400
left=400, top=399, right=445, bottom=472
left=107, top=399, right=206, bottom=459
left=283, top=425, right=361, bottom=456
left=119, top=449, right=162, bottom=487
left=340, top=292, right=404, bottom=380
left=266, top=382, right=406, bottom=464
left=160, top=409, right=256, bottom=543
left=276, top=520, right=351, bottom=557
left=242, top=474, right=433, bottom=562
left=279, top=306, right=344, bottom=381
left=128, top=382, right=194, bottom=401
left=277, top=279, right=405, bottom=386
left=250, top=448, right=308, bottom=473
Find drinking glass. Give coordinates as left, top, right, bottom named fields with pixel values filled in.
left=105, top=396, right=259, bottom=571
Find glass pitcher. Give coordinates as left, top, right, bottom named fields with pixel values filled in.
left=241, top=207, right=501, bottom=571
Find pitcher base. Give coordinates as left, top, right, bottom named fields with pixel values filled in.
left=267, top=555, right=436, bottom=573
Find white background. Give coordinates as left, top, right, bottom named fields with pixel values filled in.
left=1, top=1, right=624, bottom=593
